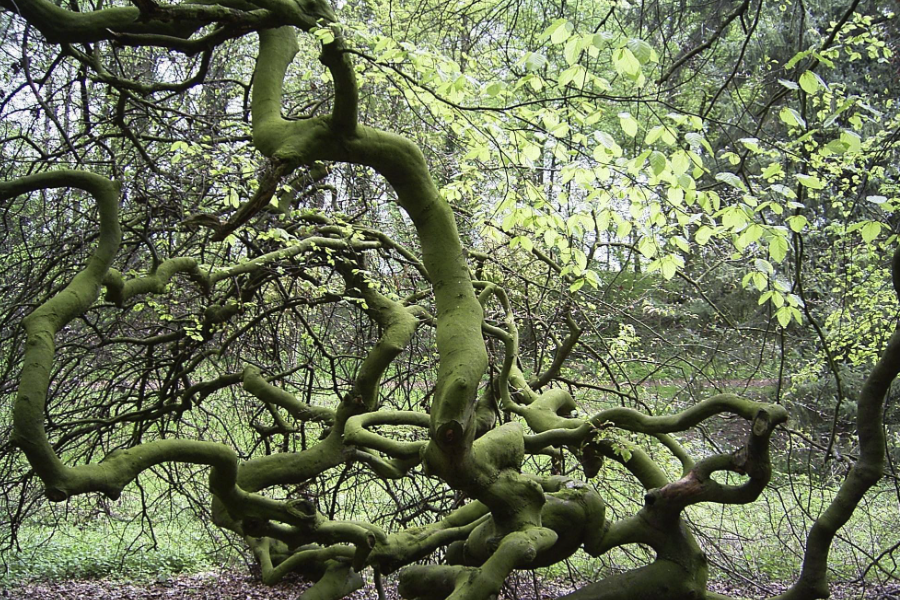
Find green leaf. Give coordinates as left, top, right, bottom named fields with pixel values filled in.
left=861, top=221, right=881, bottom=243
left=770, top=184, right=797, bottom=198
left=739, top=138, right=762, bottom=153
left=558, top=64, right=587, bottom=87
left=637, top=236, right=657, bottom=258
left=798, top=71, right=819, bottom=94
left=649, top=151, right=667, bottom=176
left=594, top=131, right=622, bottom=157
left=569, top=277, right=586, bottom=292
left=754, top=258, right=774, bottom=275
left=545, top=19, right=573, bottom=45
left=523, top=143, right=541, bottom=162
left=618, top=112, right=639, bottom=137
left=771, top=290, right=785, bottom=308
left=825, top=139, right=848, bottom=153
left=225, top=188, right=240, bottom=208
left=524, top=52, right=547, bottom=72
left=672, top=235, right=690, bottom=252
left=778, top=79, right=799, bottom=90
left=670, top=151, right=690, bottom=176
left=564, top=36, right=581, bottom=65
left=785, top=49, right=811, bottom=69
left=738, top=224, right=763, bottom=247
left=775, top=306, right=792, bottom=328
left=313, top=26, right=335, bottom=45
left=840, top=130, right=862, bottom=152
left=660, top=127, right=677, bottom=146
left=659, top=254, right=683, bottom=280
left=722, top=151, right=741, bottom=165
left=626, top=38, right=653, bottom=64
left=613, top=47, right=641, bottom=79
left=750, top=272, right=767, bottom=291
left=796, top=174, right=825, bottom=190
left=645, top=125, right=664, bottom=144
left=779, top=107, right=806, bottom=129
left=786, top=215, right=808, bottom=232
left=685, top=132, right=714, bottom=155
left=550, top=122, right=570, bottom=137
left=761, top=163, right=783, bottom=179
left=695, top=225, right=714, bottom=245
left=715, top=172, right=746, bottom=191
left=511, top=235, right=533, bottom=252
left=769, top=235, right=788, bottom=262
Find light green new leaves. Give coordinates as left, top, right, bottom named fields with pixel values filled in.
left=648, top=151, right=667, bottom=176
left=799, top=71, right=819, bottom=94
left=618, top=112, right=639, bottom=137
left=613, top=48, right=641, bottom=79
left=648, top=254, right=684, bottom=280
left=796, top=173, right=825, bottom=189
left=645, top=125, right=677, bottom=145
left=769, top=234, right=789, bottom=263
left=861, top=221, right=882, bottom=243
left=779, top=107, right=806, bottom=128
left=564, top=36, right=582, bottom=65
left=695, top=225, right=714, bottom=245
left=715, top=172, right=746, bottom=191
left=637, top=236, right=657, bottom=258
left=775, top=305, right=803, bottom=328
left=626, top=38, right=654, bottom=64
left=841, top=130, right=862, bottom=152
left=545, top=19, right=574, bottom=45
left=510, top=235, right=534, bottom=252
left=761, top=163, right=783, bottom=179
left=593, top=131, right=622, bottom=158
left=786, top=215, right=809, bottom=232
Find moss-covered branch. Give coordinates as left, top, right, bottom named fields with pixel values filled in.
left=243, top=365, right=336, bottom=424
left=2, top=171, right=122, bottom=494
left=2, top=0, right=279, bottom=44
left=773, top=251, right=900, bottom=600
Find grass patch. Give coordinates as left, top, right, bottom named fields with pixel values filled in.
left=0, top=509, right=233, bottom=586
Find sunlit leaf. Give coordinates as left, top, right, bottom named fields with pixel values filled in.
left=799, top=71, right=819, bottom=94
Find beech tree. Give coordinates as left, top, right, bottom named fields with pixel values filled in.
left=1, top=0, right=898, bottom=599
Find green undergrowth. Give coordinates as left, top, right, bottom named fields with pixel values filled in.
left=4, top=475, right=896, bottom=589
left=539, top=478, right=899, bottom=588
left=0, top=509, right=234, bottom=586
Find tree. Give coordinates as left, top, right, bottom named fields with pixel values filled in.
left=0, top=0, right=898, bottom=599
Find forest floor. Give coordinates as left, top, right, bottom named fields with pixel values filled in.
left=3, top=570, right=899, bottom=600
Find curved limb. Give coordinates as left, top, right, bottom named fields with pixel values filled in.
left=369, top=501, right=491, bottom=575
left=460, top=479, right=607, bottom=569
left=249, top=538, right=363, bottom=600
left=250, top=32, right=558, bottom=596
left=771, top=252, right=900, bottom=600
left=555, top=559, right=707, bottom=600
left=398, top=528, right=558, bottom=600
left=0, top=0, right=283, bottom=45
left=300, top=561, right=365, bottom=600
left=2, top=171, right=122, bottom=495
left=343, top=411, right=429, bottom=459
left=243, top=365, right=336, bottom=424
left=523, top=394, right=789, bottom=451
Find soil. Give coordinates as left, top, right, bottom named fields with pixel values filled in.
left=2, top=571, right=898, bottom=600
